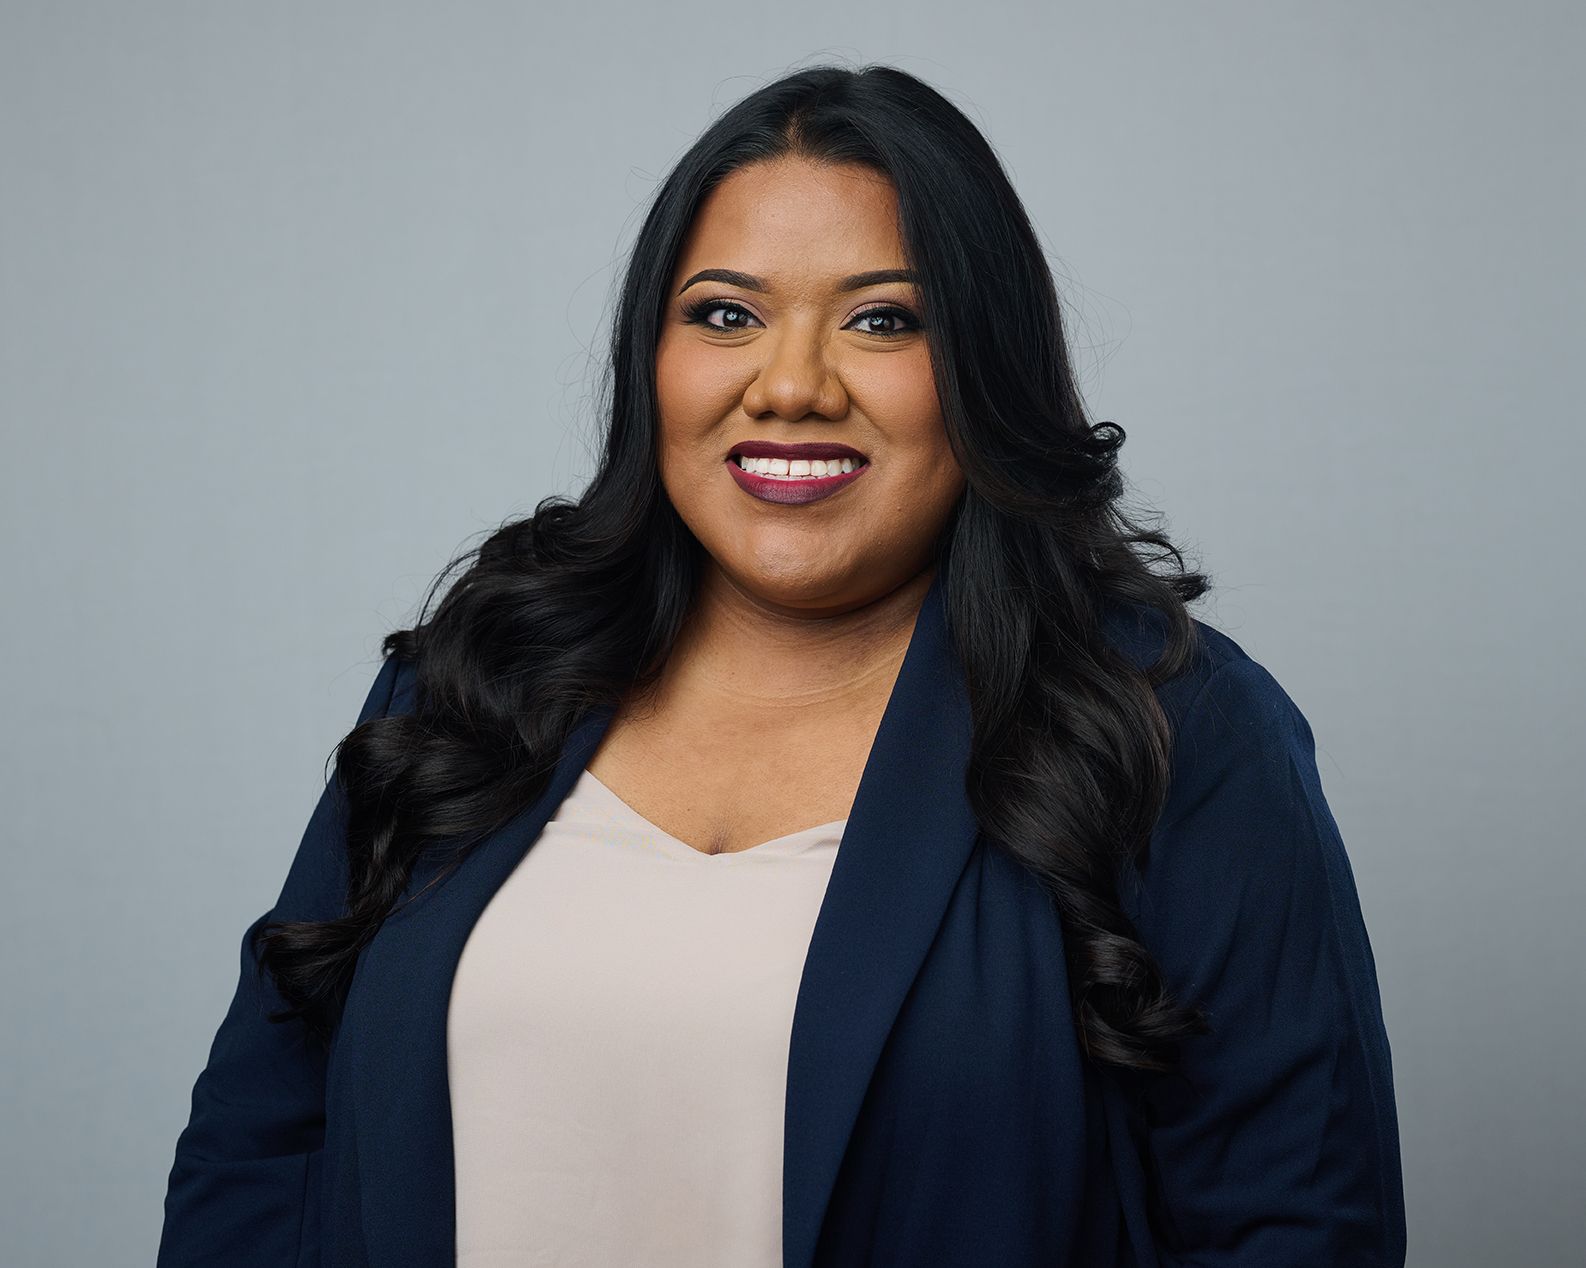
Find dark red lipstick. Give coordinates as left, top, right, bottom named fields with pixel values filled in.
left=725, top=439, right=870, bottom=506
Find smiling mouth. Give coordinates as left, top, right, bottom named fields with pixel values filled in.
left=724, top=440, right=870, bottom=505
left=726, top=439, right=869, bottom=478
left=729, top=453, right=864, bottom=478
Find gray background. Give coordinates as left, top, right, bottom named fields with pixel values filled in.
left=2, top=3, right=1580, bottom=1265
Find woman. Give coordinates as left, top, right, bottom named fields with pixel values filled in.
left=158, top=64, right=1406, bottom=1266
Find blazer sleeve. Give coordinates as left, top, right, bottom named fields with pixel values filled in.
left=156, top=652, right=405, bottom=1267
left=1122, top=656, right=1407, bottom=1266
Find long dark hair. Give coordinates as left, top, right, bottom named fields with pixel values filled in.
left=257, top=62, right=1212, bottom=1075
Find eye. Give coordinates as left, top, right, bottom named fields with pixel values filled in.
left=678, top=297, right=923, bottom=339
left=846, top=305, right=920, bottom=338
left=678, top=297, right=762, bottom=332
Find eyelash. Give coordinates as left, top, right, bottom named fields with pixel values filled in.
left=678, top=297, right=921, bottom=339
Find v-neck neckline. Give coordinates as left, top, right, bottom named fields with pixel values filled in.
left=340, top=562, right=1018, bottom=1267
left=578, top=767, right=847, bottom=861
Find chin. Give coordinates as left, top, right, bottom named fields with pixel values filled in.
left=724, top=557, right=855, bottom=605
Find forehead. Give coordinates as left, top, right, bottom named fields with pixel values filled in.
left=670, top=159, right=908, bottom=290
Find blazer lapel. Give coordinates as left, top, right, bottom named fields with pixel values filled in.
left=343, top=563, right=981, bottom=1268
left=781, top=562, right=981, bottom=1267
left=344, top=698, right=619, bottom=1266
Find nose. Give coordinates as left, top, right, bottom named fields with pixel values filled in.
left=740, top=321, right=849, bottom=422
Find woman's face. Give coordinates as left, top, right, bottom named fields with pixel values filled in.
left=655, top=157, right=965, bottom=614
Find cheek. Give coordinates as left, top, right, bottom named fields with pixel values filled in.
left=885, top=364, right=944, bottom=426
left=864, top=363, right=960, bottom=496
left=655, top=335, right=740, bottom=431
left=653, top=341, right=729, bottom=522
left=861, top=352, right=946, bottom=445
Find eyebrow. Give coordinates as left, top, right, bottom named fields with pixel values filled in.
left=676, top=267, right=919, bottom=296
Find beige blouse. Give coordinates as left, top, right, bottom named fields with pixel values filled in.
left=447, top=764, right=847, bottom=1266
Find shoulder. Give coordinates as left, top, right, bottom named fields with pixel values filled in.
left=1103, top=608, right=1349, bottom=958
left=1100, top=598, right=1323, bottom=843
left=1099, top=598, right=1289, bottom=731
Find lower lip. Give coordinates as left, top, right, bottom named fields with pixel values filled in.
left=725, top=457, right=869, bottom=505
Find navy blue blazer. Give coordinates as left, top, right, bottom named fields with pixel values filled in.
left=158, top=567, right=1406, bottom=1266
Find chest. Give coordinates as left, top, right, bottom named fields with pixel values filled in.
left=583, top=692, right=886, bottom=855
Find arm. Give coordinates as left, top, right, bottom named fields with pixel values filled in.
left=156, top=652, right=405, bottom=1267
left=1121, top=657, right=1407, bottom=1266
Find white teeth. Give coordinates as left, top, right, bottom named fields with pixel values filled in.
left=735, top=455, right=859, bottom=478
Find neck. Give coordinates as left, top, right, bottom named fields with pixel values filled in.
left=651, top=562, right=936, bottom=714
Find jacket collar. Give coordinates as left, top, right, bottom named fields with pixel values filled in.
left=346, top=561, right=983, bottom=1268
